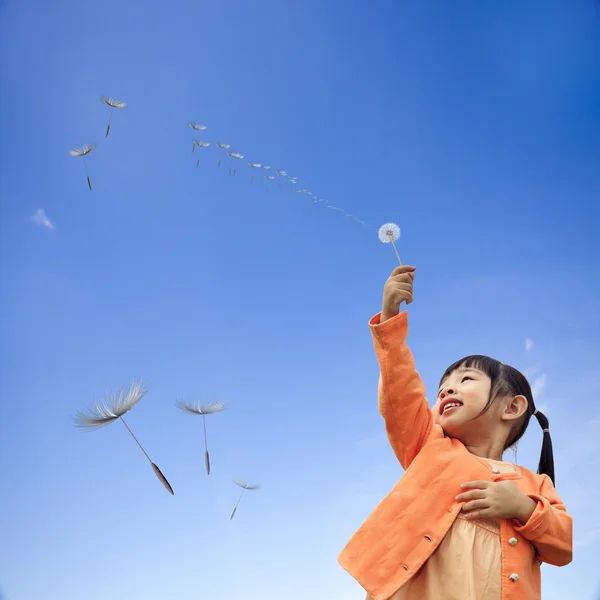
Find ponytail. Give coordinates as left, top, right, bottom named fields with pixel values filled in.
left=533, top=409, right=555, bottom=486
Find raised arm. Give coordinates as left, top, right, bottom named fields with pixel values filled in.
left=372, top=266, right=437, bottom=470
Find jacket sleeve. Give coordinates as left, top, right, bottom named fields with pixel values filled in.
left=513, top=475, right=573, bottom=566
left=371, top=310, right=436, bottom=470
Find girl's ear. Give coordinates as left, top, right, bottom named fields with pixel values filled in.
left=502, top=394, right=528, bottom=421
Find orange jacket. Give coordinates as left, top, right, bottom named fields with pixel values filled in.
left=338, top=311, right=572, bottom=600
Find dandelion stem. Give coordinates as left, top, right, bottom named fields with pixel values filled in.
left=120, top=416, right=152, bottom=463
left=106, top=109, right=113, bottom=137
left=230, top=488, right=245, bottom=519
left=84, top=158, right=92, bottom=191
left=390, top=239, right=403, bottom=266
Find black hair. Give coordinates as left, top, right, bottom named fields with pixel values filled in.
left=439, top=355, right=555, bottom=486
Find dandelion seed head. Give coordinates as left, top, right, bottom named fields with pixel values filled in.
left=101, top=96, right=127, bottom=109
left=176, top=399, right=227, bottom=415
left=233, top=480, right=260, bottom=491
left=276, top=170, right=287, bottom=176
left=69, top=144, right=96, bottom=157
left=215, top=143, right=231, bottom=149
left=189, top=123, right=207, bottom=131
left=194, top=140, right=211, bottom=148
left=261, top=165, right=271, bottom=170
left=73, top=379, right=148, bottom=430
left=378, top=222, right=400, bottom=243
left=248, top=162, right=262, bottom=168
left=227, top=152, right=244, bottom=159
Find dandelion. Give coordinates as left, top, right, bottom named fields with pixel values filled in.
left=176, top=399, right=226, bottom=475
left=276, top=170, right=287, bottom=188
left=214, top=143, right=231, bottom=168
left=378, top=222, right=402, bottom=265
left=101, top=97, right=126, bottom=137
left=69, top=144, right=96, bottom=191
left=73, top=380, right=174, bottom=495
left=264, top=175, right=275, bottom=191
left=189, top=124, right=207, bottom=152
left=248, top=162, right=262, bottom=184
left=230, top=480, right=260, bottom=520
left=226, top=152, right=244, bottom=176
left=193, top=140, right=211, bottom=166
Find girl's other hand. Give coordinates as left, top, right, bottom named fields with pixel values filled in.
left=456, top=480, right=538, bottom=525
left=381, top=265, right=416, bottom=323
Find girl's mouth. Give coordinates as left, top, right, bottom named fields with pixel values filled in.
left=440, top=399, right=463, bottom=414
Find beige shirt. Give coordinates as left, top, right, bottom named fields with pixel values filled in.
left=367, top=458, right=516, bottom=600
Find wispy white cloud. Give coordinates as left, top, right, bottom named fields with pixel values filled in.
left=526, top=338, right=534, bottom=352
left=31, top=209, right=54, bottom=230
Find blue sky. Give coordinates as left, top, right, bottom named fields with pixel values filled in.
left=1, top=0, right=599, bottom=598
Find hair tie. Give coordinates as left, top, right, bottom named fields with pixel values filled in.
left=542, top=428, right=549, bottom=433
left=533, top=409, right=539, bottom=415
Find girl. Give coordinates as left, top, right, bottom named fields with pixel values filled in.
left=338, top=265, right=572, bottom=600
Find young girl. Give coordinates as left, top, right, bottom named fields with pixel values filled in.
left=338, top=265, right=572, bottom=600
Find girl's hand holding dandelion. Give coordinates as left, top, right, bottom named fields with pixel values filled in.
left=381, top=265, right=416, bottom=323
left=456, top=480, right=537, bottom=525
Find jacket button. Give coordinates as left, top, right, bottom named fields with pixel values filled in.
left=509, top=573, right=519, bottom=582
left=492, top=467, right=500, bottom=473
left=509, top=537, right=518, bottom=546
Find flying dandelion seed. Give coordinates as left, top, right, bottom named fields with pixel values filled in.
left=73, top=380, right=174, bottom=495
left=230, top=480, right=260, bottom=520
left=276, top=170, right=287, bottom=188
left=189, top=124, right=207, bottom=151
left=286, top=176, right=298, bottom=193
left=258, top=164, right=271, bottom=184
left=69, top=144, right=96, bottom=191
left=101, top=96, right=127, bottom=137
left=226, top=152, right=244, bottom=176
left=214, top=143, right=231, bottom=168
left=378, top=222, right=402, bottom=265
left=248, top=162, right=262, bottom=183
left=176, top=399, right=226, bottom=475
left=263, top=175, right=276, bottom=192
left=193, top=141, right=211, bottom=165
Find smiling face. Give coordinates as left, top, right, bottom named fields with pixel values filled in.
left=432, top=366, right=495, bottom=439
left=432, top=356, right=534, bottom=459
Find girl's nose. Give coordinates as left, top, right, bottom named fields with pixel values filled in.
left=440, top=387, right=455, bottom=399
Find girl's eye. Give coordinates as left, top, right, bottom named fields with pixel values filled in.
left=462, top=376, right=473, bottom=382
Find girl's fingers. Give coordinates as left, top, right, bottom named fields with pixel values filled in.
left=390, top=273, right=415, bottom=284
left=390, top=265, right=416, bottom=278
left=455, top=489, right=487, bottom=502
left=461, top=499, right=490, bottom=513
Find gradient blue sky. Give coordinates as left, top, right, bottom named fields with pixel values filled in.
left=1, top=0, right=599, bottom=599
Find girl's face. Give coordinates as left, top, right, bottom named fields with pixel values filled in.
left=433, top=366, right=495, bottom=438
